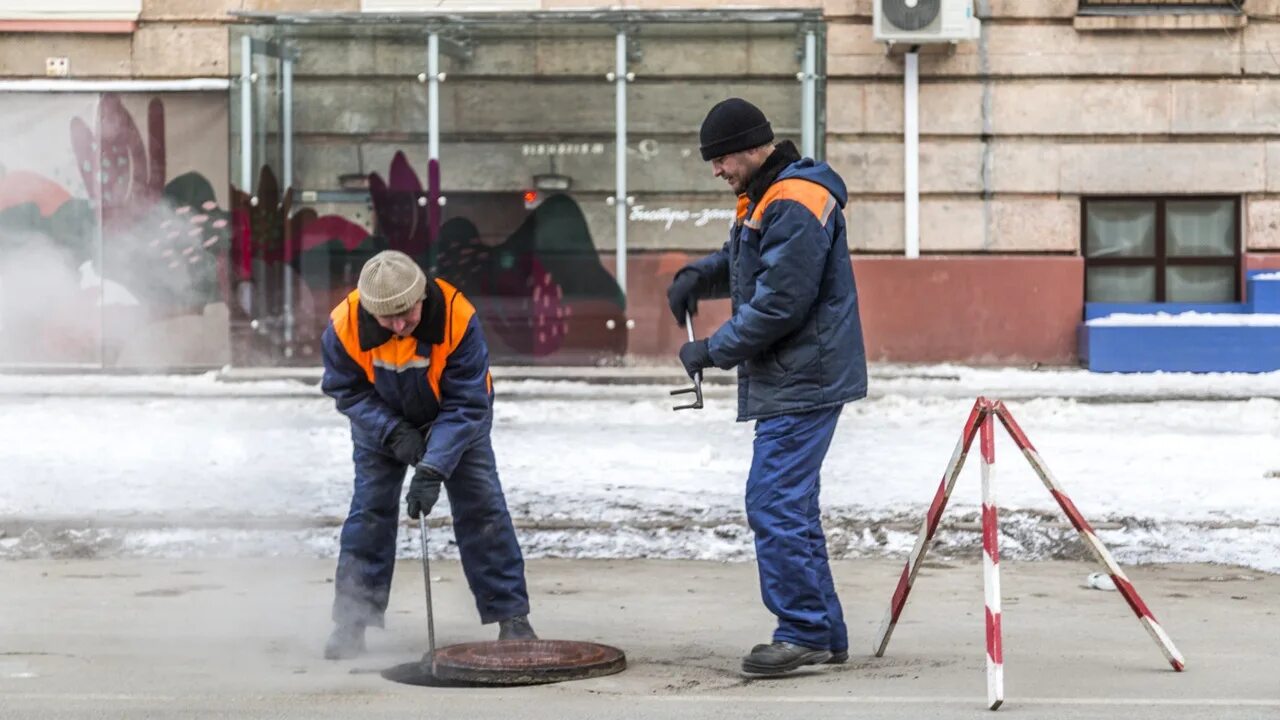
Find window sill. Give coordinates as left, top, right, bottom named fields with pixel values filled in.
left=1075, top=9, right=1247, bottom=32
left=0, top=19, right=137, bottom=33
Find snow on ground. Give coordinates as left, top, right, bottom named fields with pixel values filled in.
left=1, top=369, right=1278, bottom=571
left=6, top=362, right=1280, bottom=400
left=864, top=364, right=1280, bottom=400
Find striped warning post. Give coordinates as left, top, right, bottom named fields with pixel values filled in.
left=980, top=413, right=1004, bottom=710
left=874, top=398, right=991, bottom=658
left=991, top=401, right=1186, bottom=672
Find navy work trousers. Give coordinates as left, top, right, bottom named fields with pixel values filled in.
left=332, top=428, right=529, bottom=628
left=746, top=406, right=847, bottom=653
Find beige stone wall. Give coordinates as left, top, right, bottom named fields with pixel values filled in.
left=6, top=0, right=1279, bottom=254
left=826, top=0, right=1280, bottom=254
left=0, top=1, right=360, bottom=79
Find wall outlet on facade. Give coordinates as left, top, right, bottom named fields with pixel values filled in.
left=46, top=57, right=70, bottom=77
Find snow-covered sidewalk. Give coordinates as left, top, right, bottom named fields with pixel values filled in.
left=5, top=362, right=1280, bottom=400
left=1, top=370, right=1277, bottom=572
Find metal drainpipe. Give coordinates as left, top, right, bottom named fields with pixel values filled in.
left=238, top=36, right=255, bottom=331
left=239, top=36, right=252, bottom=194
left=904, top=49, right=920, bottom=260
left=801, top=30, right=817, bottom=159
left=281, top=54, right=294, bottom=357
left=427, top=33, right=443, bottom=261
left=613, top=29, right=628, bottom=307
left=428, top=33, right=440, bottom=163
left=977, top=0, right=994, bottom=251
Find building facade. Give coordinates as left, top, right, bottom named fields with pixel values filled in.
left=1, top=0, right=1276, bottom=368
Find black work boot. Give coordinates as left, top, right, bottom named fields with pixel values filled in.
left=323, top=623, right=366, bottom=660
left=826, top=650, right=849, bottom=664
left=742, top=641, right=832, bottom=675
left=498, top=615, right=538, bottom=641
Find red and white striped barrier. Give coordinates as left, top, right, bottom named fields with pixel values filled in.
left=991, top=401, right=1186, bottom=672
left=980, top=412, right=1004, bottom=710
left=873, top=398, right=991, bottom=657
left=874, top=397, right=1185, bottom=711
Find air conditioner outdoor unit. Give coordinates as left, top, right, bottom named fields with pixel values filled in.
left=874, top=0, right=981, bottom=45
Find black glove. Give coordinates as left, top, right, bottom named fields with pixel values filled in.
left=406, top=467, right=444, bottom=519
left=386, top=422, right=425, bottom=467
left=666, top=268, right=702, bottom=326
left=678, top=339, right=713, bottom=379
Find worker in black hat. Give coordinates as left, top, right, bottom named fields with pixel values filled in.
left=667, top=98, right=868, bottom=675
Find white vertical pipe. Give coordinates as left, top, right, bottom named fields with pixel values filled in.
left=282, top=58, right=293, bottom=192
left=281, top=55, right=294, bottom=355
left=239, top=36, right=253, bottom=193
left=428, top=33, right=440, bottom=161
left=614, top=30, right=627, bottom=303
left=904, top=51, right=920, bottom=260
left=801, top=30, right=816, bottom=159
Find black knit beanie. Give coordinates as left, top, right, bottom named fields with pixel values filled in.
left=699, top=98, right=774, bottom=161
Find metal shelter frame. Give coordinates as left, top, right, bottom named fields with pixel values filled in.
left=229, top=8, right=824, bottom=358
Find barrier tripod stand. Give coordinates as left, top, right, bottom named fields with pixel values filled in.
left=873, top=397, right=1185, bottom=711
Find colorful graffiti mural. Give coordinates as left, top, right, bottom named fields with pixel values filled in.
left=0, top=93, right=232, bottom=366
left=231, top=150, right=627, bottom=363
left=2, top=91, right=628, bottom=366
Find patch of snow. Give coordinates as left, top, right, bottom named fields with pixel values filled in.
left=0, top=372, right=315, bottom=398
left=8, top=363, right=1280, bottom=401
left=1087, top=312, right=1280, bottom=327
left=0, top=384, right=1276, bottom=572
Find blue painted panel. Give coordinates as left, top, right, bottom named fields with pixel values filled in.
left=1247, top=273, right=1280, bottom=314
left=1081, top=325, right=1280, bottom=373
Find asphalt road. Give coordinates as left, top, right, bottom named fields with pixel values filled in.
left=1, top=558, right=1276, bottom=719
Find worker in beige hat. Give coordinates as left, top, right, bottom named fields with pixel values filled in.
left=319, top=250, right=534, bottom=660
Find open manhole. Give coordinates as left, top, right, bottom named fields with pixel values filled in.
left=382, top=640, right=626, bottom=687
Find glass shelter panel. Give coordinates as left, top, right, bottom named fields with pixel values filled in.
left=229, top=26, right=295, bottom=364
left=1, top=89, right=231, bottom=369
left=625, top=21, right=811, bottom=348
left=0, top=93, right=104, bottom=367
left=437, top=22, right=626, bottom=364
left=277, top=24, right=431, bottom=364
left=227, top=10, right=821, bottom=366
left=99, top=92, right=233, bottom=369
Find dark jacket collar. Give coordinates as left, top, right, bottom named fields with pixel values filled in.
left=356, top=278, right=446, bottom=351
left=744, top=140, right=803, bottom=205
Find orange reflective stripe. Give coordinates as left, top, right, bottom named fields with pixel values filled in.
left=330, top=280, right=481, bottom=401
left=330, top=289, right=375, bottom=383
left=369, top=334, right=426, bottom=373
left=426, top=278, right=478, bottom=401
left=750, top=178, right=834, bottom=226
left=735, top=194, right=750, bottom=222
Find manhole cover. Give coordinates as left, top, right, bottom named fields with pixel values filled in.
left=384, top=640, right=626, bottom=686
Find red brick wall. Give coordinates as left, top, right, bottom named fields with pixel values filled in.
left=853, top=256, right=1084, bottom=365
left=610, top=253, right=1086, bottom=366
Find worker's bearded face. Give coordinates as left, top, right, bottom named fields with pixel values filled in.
left=710, top=144, right=772, bottom=195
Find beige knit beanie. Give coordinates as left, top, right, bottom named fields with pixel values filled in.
left=357, top=250, right=427, bottom=316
